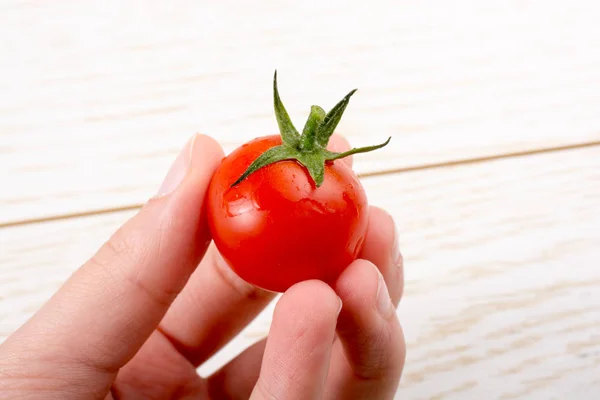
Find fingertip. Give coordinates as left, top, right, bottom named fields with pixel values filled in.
left=152, top=133, right=224, bottom=201
left=332, top=259, right=405, bottom=389
left=364, top=206, right=398, bottom=265
left=335, top=259, right=380, bottom=312
left=189, top=133, right=225, bottom=172
left=254, top=280, right=339, bottom=399
left=327, top=133, right=353, bottom=167
left=366, top=206, right=396, bottom=245
left=328, top=133, right=351, bottom=150
left=361, top=206, right=404, bottom=305
left=276, top=279, right=341, bottom=322
left=168, top=133, right=225, bottom=219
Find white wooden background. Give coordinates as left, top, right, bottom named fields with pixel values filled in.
left=1, top=1, right=600, bottom=398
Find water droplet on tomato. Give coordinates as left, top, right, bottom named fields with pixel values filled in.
left=224, top=196, right=257, bottom=217
left=297, top=198, right=334, bottom=215
left=341, top=192, right=357, bottom=215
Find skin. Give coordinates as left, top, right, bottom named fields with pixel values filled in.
left=0, top=133, right=405, bottom=400
left=208, top=135, right=369, bottom=292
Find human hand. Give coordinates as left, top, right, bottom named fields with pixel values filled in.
left=0, top=134, right=405, bottom=400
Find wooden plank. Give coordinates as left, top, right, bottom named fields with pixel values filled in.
left=2, top=0, right=600, bottom=224
left=2, top=145, right=599, bottom=398
left=367, top=148, right=600, bottom=399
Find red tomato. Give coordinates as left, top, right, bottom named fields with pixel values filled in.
left=205, top=71, right=389, bottom=292
left=207, top=135, right=369, bottom=292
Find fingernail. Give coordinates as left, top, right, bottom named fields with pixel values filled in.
left=392, top=220, right=402, bottom=268
left=333, top=298, right=341, bottom=344
left=376, top=267, right=394, bottom=318
left=155, top=134, right=197, bottom=198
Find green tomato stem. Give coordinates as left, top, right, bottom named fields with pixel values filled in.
left=299, top=105, right=326, bottom=151
left=231, top=71, right=391, bottom=188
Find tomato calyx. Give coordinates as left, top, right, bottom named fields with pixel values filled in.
left=231, top=71, right=391, bottom=188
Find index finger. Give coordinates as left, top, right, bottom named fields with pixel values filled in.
left=250, top=280, right=341, bottom=400
left=154, top=132, right=355, bottom=366
left=1, top=135, right=223, bottom=390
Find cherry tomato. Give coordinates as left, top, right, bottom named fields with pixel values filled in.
left=207, top=135, right=369, bottom=292
left=206, top=72, right=390, bottom=292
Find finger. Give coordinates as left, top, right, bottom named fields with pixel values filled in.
left=250, top=281, right=341, bottom=400
left=325, top=260, right=405, bottom=400
left=327, top=133, right=353, bottom=167
left=207, top=338, right=267, bottom=400
left=205, top=205, right=398, bottom=398
left=158, top=245, right=275, bottom=365
left=155, top=133, right=353, bottom=366
left=3, top=134, right=224, bottom=390
left=360, top=206, right=404, bottom=305
left=111, top=331, right=204, bottom=399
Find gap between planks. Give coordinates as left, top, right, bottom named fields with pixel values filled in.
left=2, top=139, right=599, bottom=230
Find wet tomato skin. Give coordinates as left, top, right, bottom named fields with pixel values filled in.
left=206, top=135, right=369, bottom=293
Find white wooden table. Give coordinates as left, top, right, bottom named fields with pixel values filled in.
left=1, top=1, right=600, bottom=398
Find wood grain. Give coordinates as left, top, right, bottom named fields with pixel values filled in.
left=2, top=0, right=600, bottom=224
left=2, top=145, right=599, bottom=399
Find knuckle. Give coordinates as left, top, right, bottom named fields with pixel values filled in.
left=92, top=227, right=146, bottom=270
left=351, top=328, right=398, bottom=381
left=89, top=227, right=174, bottom=308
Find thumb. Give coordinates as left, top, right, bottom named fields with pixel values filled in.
left=1, top=134, right=224, bottom=392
